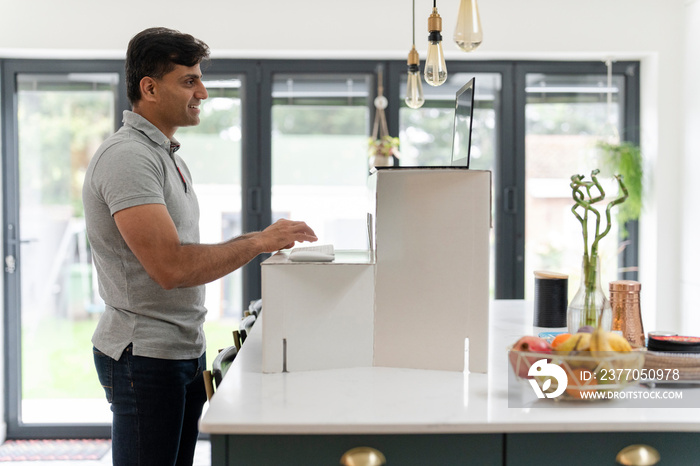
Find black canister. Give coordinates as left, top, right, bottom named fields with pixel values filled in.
left=533, top=271, right=568, bottom=328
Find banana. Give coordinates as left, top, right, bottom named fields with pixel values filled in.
left=575, top=333, right=592, bottom=351
left=590, top=327, right=614, bottom=352
left=588, top=328, right=633, bottom=352
left=554, top=330, right=632, bottom=353
left=554, top=332, right=591, bottom=352
left=607, top=332, right=632, bottom=352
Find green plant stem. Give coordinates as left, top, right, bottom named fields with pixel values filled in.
left=592, top=175, right=628, bottom=254
left=570, top=171, right=628, bottom=327
left=582, top=254, right=597, bottom=327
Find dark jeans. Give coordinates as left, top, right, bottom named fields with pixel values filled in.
left=93, top=345, right=207, bottom=466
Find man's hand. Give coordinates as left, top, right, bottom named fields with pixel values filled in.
left=114, top=205, right=317, bottom=289
left=256, top=219, right=318, bottom=252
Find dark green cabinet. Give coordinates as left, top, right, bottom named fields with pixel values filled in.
left=506, top=432, right=699, bottom=465
left=211, top=433, right=503, bottom=465
left=211, top=431, right=699, bottom=465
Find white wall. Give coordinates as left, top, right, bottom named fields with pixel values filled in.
left=682, top=0, right=700, bottom=333
left=0, top=0, right=694, bottom=375
left=0, top=1, right=688, bottom=60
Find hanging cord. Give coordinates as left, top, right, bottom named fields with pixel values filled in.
left=606, top=58, right=613, bottom=121
left=413, top=0, right=416, bottom=46
left=604, top=58, right=620, bottom=141
left=371, top=68, right=389, bottom=140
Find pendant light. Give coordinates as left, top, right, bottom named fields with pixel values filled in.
left=405, top=0, right=425, bottom=108
left=424, top=1, right=447, bottom=87
left=453, top=0, right=483, bottom=52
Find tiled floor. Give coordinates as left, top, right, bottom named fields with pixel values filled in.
left=7, top=440, right=211, bottom=466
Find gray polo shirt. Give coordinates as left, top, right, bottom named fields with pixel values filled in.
left=83, top=111, right=206, bottom=361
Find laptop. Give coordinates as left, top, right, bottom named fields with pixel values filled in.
left=450, top=77, right=476, bottom=168
left=374, top=77, right=476, bottom=170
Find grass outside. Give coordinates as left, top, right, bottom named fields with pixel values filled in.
left=22, top=316, right=240, bottom=400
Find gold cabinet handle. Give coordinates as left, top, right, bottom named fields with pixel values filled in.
left=340, top=447, right=386, bottom=466
left=616, top=444, right=661, bottom=466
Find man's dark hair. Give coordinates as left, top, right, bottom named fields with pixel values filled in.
left=126, top=27, right=210, bottom=105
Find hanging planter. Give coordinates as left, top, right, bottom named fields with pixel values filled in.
left=368, top=69, right=399, bottom=169
left=368, top=135, right=400, bottom=168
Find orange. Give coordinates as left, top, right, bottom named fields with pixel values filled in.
left=551, top=333, right=572, bottom=349
left=566, top=368, right=598, bottom=399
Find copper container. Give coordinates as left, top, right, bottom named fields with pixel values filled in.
left=609, top=280, right=645, bottom=347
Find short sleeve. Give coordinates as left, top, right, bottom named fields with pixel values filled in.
left=90, top=141, right=167, bottom=215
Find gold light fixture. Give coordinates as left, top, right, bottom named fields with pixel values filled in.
left=454, top=0, right=483, bottom=52
left=424, top=1, right=447, bottom=87
left=405, top=0, right=425, bottom=108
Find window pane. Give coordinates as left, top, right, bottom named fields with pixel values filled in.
left=17, top=72, right=117, bottom=424
left=399, top=72, right=501, bottom=296
left=399, top=72, right=499, bottom=170
left=524, top=73, right=625, bottom=300
left=272, top=74, right=371, bottom=248
left=177, top=76, right=244, bottom=363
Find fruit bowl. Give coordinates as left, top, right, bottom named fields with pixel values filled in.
left=508, top=346, right=646, bottom=401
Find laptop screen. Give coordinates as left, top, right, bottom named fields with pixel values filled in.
left=450, top=78, right=476, bottom=168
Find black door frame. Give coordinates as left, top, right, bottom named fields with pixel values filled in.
left=1, top=57, right=640, bottom=438
left=1, top=59, right=127, bottom=438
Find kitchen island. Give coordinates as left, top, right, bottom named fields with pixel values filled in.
left=199, top=300, right=700, bottom=465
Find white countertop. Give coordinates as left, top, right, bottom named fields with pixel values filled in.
left=200, top=300, right=700, bottom=435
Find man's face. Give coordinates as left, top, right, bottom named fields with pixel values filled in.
left=153, top=63, right=208, bottom=132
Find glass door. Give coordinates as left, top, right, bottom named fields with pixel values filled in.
left=399, top=72, right=503, bottom=296
left=4, top=67, right=248, bottom=434
left=176, top=75, right=245, bottom=363
left=11, top=72, right=119, bottom=426
left=270, top=73, right=372, bottom=248
left=523, top=72, right=626, bottom=300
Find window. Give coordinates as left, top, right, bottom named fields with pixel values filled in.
left=11, top=71, right=120, bottom=427
left=1, top=58, right=639, bottom=438
left=524, top=72, right=627, bottom=300
left=271, top=73, right=372, bottom=248
left=399, top=71, right=502, bottom=295
left=176, top=75, right=245, bottom=367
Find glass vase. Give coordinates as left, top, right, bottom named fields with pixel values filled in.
left=566, top=255, right=612, bottom=333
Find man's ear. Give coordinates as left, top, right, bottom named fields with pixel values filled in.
left=140, top=77, right=158, bottom=102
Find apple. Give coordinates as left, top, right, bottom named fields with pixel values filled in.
left=512, top=336, right=552, bottom=353
left=509, top=336, right=552, bottom=378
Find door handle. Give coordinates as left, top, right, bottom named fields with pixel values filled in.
left=247, top=187, right=262, bottom=215
left=5, top=223, right=17, bottom=274
left=5, top=255, right=15, bottom=274
left=504, top=186, right=518, bottom=214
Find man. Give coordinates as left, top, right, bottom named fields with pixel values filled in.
left=83, top=27, right=317, bottom=465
